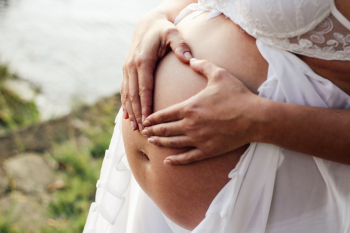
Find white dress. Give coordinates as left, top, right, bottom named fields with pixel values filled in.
left=83, top=0, right=350, bottom=232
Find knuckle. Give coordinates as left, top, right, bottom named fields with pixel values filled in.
left=139, top=86, right=152, bottom=96
left=168, top=138, right=179, bottom=147
left=127, top=61, right=136, bottom=70
left=135, top=54, right=148, bottom=68
left=183, top=120, right=199, bottom=132
left=134, top=113, right=142, bottom=121
left=123, top=91, right=130, bottom=101
left=183, top=104, right=198, bottom=117
left=176, top=39, right=187, bottom=49
left=129, top=92, right=138, bottom=103
left=159, top=126, right=167, bottom=135
left=212, top=68, right=227, bottom=81
left=186, top=155, right=197, bottom=164
left=200, top=59, right=210, bottom=68
left=159, top=113, right=169, bottom=122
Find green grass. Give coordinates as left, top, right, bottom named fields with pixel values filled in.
left=0, top=64, right=39, bottom=132
left=42, top=96, right=118, bottom=232
left=0, top=62, right=120, bottom=232
left=46, top=137, right=105, bottom=232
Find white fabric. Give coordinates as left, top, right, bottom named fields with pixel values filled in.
left=83, top=41, right=350, bottom=232
left=194, top=0, right=350, bottom=60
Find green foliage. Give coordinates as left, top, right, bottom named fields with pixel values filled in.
left=46, top=138, right=103, bottom=232
left=0, top=200, right=21, bottom=233
left=0, top=219, right=17, bottom=233
left=0, top=64, right=39, bottom=131
left=90, top=132, right=111, bottom=158
left=0, top=89, right=39, bottom=129
left=0, top=64, right=13, bottom=82
left=0, top=63, right=119, bottom=232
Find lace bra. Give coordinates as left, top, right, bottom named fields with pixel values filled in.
left=178, top=0, right=350, bottom=61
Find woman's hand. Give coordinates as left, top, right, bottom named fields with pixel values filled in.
left=122, top=9, right=192, bottom=131
left=142, top=59, right=266, bottom=165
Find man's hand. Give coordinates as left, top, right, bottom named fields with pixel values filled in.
left=122, top=9, right=192, bottom=131
left=142, top=58, right=265, bottom=165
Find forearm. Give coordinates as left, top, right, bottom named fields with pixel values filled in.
left=257, top=98, right=350, bottom=164
left=153, top=0, right=197, bottom=22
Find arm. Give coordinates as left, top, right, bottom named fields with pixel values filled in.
left=122, top=0, right=197, bottom=131
left=143, top=59, right=350, bottom=165
left=258, top=100, right=350, bottom=165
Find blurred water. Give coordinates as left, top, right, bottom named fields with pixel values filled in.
left=0, top=0, right=160, bottom=118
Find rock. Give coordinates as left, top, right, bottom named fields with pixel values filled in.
left=0, top=167, right=9, bottom=195
left=3, top=79, right=36, bottom=102
left=47, top=179, right=66, bottom=192
left=3, top=153, right=55, bottom=193
left=0, top=192, right=48, bottom=232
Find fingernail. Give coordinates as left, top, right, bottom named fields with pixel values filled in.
left=143, top=120, right=151, bottom=127
left=131, top=121, right=135, bottom=130
left=148, top=137, right=156, bottom=145
left=184, top=52, right=192, bottom=60
left=190, top=58, right=198, bottom=63
left=142, top=115, right=145, bottom=123
left=163, top=159, right=172, bottom=165
left=122, top=109, right=126, bottom=119
left=142, top=129, right=149, bottom=137
left=138, top=123, right=143, bottom=131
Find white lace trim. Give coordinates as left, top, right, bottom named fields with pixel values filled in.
left=261, top=16, right=350, bottom=60
left=188, top=1, right=350, bottom=61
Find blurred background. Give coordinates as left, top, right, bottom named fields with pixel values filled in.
left=0, top=0, right=159, bottom=232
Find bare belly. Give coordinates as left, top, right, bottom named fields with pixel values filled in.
left=122, top=12, right=268, bottom=230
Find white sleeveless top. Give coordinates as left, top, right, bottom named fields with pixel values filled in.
left=175, top=0, right=350, bottom=60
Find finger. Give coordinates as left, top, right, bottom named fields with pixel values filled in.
left=128, top=64, right=142, bottom=129
left=143, top=101, right=186, bottom=127
left=190, top=58, right=226, bottom=83
left=121, top=65, right=129, bottom=119
left=136, top=56, right=155, bottom=125
left=165, top=27, right=193, bottom=63
left=164, top=149, right=206, bottom=165
left=123, top=69, right=137, bottom=130
left=148, top=135, right=193, bottom=148
left=120, top=75, right=126, bottom=119
left=142, top=121, right=184, bottom=137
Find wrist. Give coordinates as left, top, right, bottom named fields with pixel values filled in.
left=247, top=96, right=277, bottom=144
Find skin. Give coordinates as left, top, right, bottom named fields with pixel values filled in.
left=129, top=0, right=350, bottom=165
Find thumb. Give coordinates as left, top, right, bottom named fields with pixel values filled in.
left=166, top=27, right=193, bottom=63
left=189, top=58, right=220, bottom=80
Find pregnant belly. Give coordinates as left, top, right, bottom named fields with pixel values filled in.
left=122, top=12, right=268, bottom=230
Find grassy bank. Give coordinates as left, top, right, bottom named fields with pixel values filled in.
left=0, top=63, right=121, bottom=232
left=44, top=96, right=119, bottom=232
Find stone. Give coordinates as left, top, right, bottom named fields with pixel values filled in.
left=3, top=153, right=55, bottom=193
left=0, top=192, right=48, bottom=232
left=47, top=179, right=66, bottom=192
left=3, top=79, right=36, bottom=102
